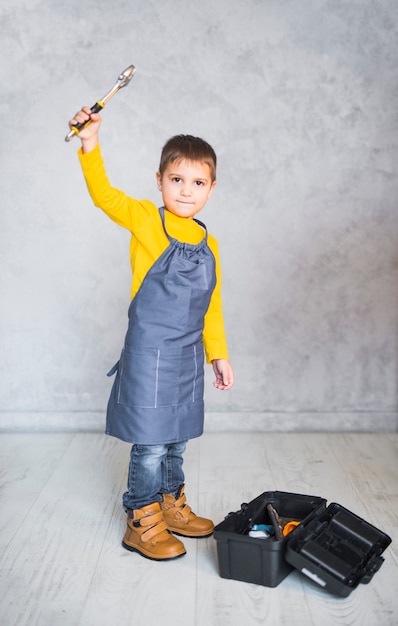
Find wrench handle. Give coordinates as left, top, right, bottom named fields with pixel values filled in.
left=65, top=101, right=104, bottom=142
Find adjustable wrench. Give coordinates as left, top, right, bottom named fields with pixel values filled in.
left=65, top=64, right=136, bottom=142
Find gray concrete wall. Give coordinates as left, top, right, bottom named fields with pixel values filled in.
left=1, top=0, right=398, bottom=432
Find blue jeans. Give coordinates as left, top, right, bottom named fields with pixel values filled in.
left=122, top=441, right=187, bottom=511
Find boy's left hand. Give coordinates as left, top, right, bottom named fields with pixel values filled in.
left=212, top=359, right=234, bottom=390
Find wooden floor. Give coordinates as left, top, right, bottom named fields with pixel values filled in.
left=0, top=431, right=397, bottom=626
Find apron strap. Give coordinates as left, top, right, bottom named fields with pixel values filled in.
left=107, top=360, right=119, bottom=377
left=158, top=207, right=208, bottom=243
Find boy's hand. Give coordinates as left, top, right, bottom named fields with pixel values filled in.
left=69, top=106, right=101, bottom=153
left=212, top=359, right=234, bottom=390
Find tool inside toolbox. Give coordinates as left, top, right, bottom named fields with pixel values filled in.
left=239, top=500, right=303, bottom=539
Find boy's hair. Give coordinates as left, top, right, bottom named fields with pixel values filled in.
left=159, top=134, right=217, bottom=182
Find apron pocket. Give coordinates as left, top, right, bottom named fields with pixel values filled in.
left=156, top=345, right=205, bottom=407
left=116, top=347, right=159, bottom=408
left=113, top=344, right=205, bottom=409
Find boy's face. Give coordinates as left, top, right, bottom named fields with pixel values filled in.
left=156, top=159, right=216, bottom=219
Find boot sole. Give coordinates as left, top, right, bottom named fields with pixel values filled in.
left=169, top=528, right=214, bottom=538
left=122, top=540, right=186, bottom=561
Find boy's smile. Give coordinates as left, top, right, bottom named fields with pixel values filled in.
left=156, top=159, right=216, bottom=219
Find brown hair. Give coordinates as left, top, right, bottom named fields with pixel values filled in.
left=159, top=134, right=217, bottom=182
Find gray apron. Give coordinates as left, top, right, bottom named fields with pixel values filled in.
left=105, top=207, right=216, bottom=444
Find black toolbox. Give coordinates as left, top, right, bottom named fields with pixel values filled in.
left=213, top=490, right=391, bottom=597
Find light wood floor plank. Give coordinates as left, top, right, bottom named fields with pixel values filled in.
left=0, top=434, right=74, bottom=547
left=0, top=434, right=128, bottom=626
left=0, top=432, right=396, bottom=625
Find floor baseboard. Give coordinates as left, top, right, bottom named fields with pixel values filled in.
left=0, top=411, right=396, bottom=433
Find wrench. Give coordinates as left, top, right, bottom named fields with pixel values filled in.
left=65, top=64, right=136, bottom=142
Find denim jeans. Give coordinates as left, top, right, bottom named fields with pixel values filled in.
left=122, top=441, right=187, bottom=511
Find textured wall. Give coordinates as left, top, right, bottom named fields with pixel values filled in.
left=1, top=0, right=398, bottom=432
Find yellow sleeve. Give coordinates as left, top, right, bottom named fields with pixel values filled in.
left=203, top=235, right=229, bottom=363
left=77, top=144, right=155, bottom=232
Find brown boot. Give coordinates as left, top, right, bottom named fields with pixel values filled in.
left=122, top=502, right=186, bottom=560
left=161, top=485, right=214, bottom=538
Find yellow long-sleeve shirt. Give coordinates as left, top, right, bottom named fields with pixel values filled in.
left=78, top=144, right=229, bottom=363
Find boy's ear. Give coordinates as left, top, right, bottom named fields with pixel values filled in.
left=208, top=180, right=216, bottom=197
left=156, top=171, right=162, bottom=190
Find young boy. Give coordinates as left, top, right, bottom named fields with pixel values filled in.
left=69, top=107, right=234, bottom=561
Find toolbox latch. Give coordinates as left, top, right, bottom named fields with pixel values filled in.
left=361, top=555, right=385, bottom=584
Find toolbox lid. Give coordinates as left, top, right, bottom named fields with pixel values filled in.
left=284, top=502, right=392, bottom=597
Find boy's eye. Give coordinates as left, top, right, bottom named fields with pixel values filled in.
left=170, top=177, right=206, bottom=186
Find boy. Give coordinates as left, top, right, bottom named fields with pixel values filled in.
left=69, top=107, right=234, bottom=560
